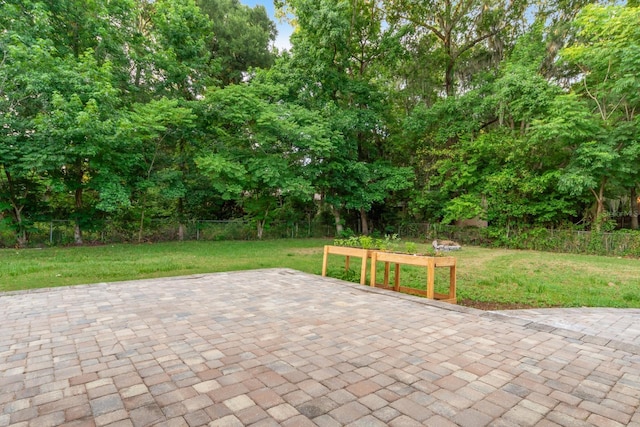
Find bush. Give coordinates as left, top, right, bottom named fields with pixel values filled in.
left=479, top=226, right=640, bottom=257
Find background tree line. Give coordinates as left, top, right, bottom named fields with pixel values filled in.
left=1, top=0, right=639, bottom=247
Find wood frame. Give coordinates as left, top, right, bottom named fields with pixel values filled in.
left=370, top=251, right=456, bottom=303
left=321, top=245, right=457, bottom=304
left=321, top=245, right=373, bottom=285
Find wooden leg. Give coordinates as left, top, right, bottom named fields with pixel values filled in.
left=370, top=251, right=377, bottom=287
left=394, top=263, right=400, bottom=291
left=360, top=254, right=367, bottom=285
left=426, top=258, right=435, bottom=299
left=322, top=245, right=329, bottom=277
left=450, top=264, right=456, bottom=301
left=345, top=256, right=350, bottom=271
left=384, top=262, right=390, bottom=287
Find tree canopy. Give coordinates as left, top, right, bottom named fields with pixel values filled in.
left=2, top=0, right=639, bottom=246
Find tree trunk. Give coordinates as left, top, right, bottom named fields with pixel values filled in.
left=591, top=178, right=607, bottom=232
left=631, top=187, right=639, bottom=230
left=13, top=206, right=27, bottom=248
left=443, top=24, right=455, bottom=98
left=257, top=219, right=265, bottom=240
left=73, top=223, right=83, bottom=245
left=74, top=187, right=83, bottom=245
left=331, top=205, right=344, bottom=236
left=4, top=169, right=28, bottom=247
left=359, top=208, right=369, bottom=235
left=178, top=223, right=186, bottom=241
left=445, top=58, right=455, bottom=98
left=16, top=229, right=27, bottom=248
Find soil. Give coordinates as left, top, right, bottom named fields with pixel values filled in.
left=458, top=299, right=539, bottom=311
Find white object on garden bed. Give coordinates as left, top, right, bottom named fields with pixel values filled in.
left=432, top=240, right=462, bottom=251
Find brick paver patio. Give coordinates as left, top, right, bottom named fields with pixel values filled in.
left=1, top=269, right=639, bottom=426
left=494, top=308, right=640, bottom=348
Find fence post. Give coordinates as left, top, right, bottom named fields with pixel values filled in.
left=50, top=221, right=53, bottom=245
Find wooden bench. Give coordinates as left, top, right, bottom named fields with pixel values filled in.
left=370, top=251, right=456, bottom=303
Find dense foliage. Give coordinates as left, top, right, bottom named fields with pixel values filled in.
left=1, top=0, right=639, bottom=246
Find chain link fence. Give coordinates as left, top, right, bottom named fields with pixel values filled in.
left=3, top=220, right=640, bottom=256
left=397, top=223, right=640, bottom=257
left=397, top=223, right=486, bottom=244
left=0, top=219, right=337, bottom=247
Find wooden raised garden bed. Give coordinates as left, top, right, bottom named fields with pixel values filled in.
left=321, top=245, right=456, bottom=303
left=370, top=250, right=456, bottom=304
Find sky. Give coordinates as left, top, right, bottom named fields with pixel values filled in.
left=240, top=0, right=293, bottom=50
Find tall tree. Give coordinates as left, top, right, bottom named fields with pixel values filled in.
left=197, top=82, right=334, bottom=238
left=553, top=4, right=640, bottom=230
left=34, top=53, right=123, bottom=244
left=150, top=0, right=213, bottom=99
left=197, top=0, right=277, bottom=85
left=120, top=98, right=196, bottom=241
left=385, top=0, right=529, bottom=97
left=0, top=2, right=56, bottom=246
left=280, top=0, right=413, bottom=235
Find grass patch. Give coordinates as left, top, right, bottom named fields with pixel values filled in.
left=1, top=240, right=639, bottom=309
left=0, top=240, right=327, bottom=292
left=454, top=246, right=640, bottom=308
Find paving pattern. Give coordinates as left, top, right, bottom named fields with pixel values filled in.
left=1, top=269, right=639, bottom=427
left=493, top=308, right=640, bottom=348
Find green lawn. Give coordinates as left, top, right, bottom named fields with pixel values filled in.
left=1, top=239, right=639, bottom=309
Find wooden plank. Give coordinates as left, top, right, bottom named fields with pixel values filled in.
left=373, top=251, right=455, bottom=268
left=394, top=263, right=400, bottom=291
left=324, top=246, right=371, bottom=257
left=374, top=251, right=427, bottom=265
left=434, top=257, right=456, bottom=267
left=360, top=253, right=368, bottom=285
left=370, top=250, right=378, bottom=287
left=384, top=261, right=390, bottom=286
left=449, top=264, right=457, bottom=302
left=398, top=286, right=428, bottom=297
left=426, top=257, right=435, bottom=299
left=321, top=245, right=330, bottom=277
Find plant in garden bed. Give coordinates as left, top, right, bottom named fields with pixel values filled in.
left=331, top=234, right=442, bottom=256
left=404, top=241, right=418, bottom=254
left=333, top=234, right=403, bottom=252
